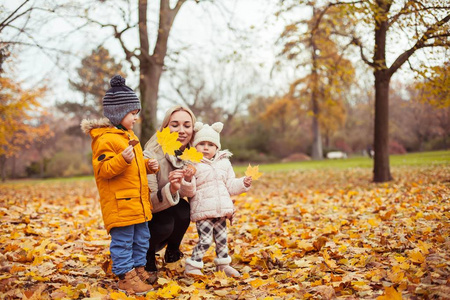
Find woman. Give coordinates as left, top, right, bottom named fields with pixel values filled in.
left=143, top=105, right=196, bottom=283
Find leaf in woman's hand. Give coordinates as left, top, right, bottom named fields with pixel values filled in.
left=179, top=147, right=203, bottom=163
left=156, top=127, right=183, bottom=155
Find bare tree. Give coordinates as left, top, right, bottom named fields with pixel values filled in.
left=78, top=0, right=211, bottom=142
left=277, top=2, right=356, bottom=160
left=161, top=56, right=258, bottom=132
left=344, top=0, right=450, bottom=182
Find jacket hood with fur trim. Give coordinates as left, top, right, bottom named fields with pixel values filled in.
left=81, top=118, right=113, bottom=135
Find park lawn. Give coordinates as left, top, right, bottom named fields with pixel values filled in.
left=234, top=150, right=450, bottom=175
left=2, top=150, right=448, bottom=185
left=0, top=151, right=449, bottom=299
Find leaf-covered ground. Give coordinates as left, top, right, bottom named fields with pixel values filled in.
left=0, top=165, right=449, bottom=299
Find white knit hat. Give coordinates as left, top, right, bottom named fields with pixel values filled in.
left=192, top=122, right=224, bottom=150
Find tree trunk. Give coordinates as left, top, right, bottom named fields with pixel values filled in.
left=311, top=99, right=323, bottom=160
left=0, top=154, right=6, bottom=182
left=140, top=62, right=164, bottom=142
left=310, top=39, right=323, bottom=160
left=11, top=156, right=16, bottom=179
left=40, top=158, right=45, bottom=178
left=373, top=74, right=392, bottom=182
left=372, top=1, right=392, bottom=183
left=138, top=0, right=184, bottom=143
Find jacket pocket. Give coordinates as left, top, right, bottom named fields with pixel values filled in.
left=116, top=189, right=142, bottom=218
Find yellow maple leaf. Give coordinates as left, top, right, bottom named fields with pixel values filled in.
left=249, top=278, right=266, bottom=288
left=377, top=286, right=402, bottom=300
left=156, top=127, right=182, bottom=156
left=297, top=240, right=314, bottom=251
left=110, top=291, right=134, bottom=300
left=408, top=250, right=425, bottom=264
left=417, top=241, right=431, bottom=254
left=245, top=164, right=263, bottom=180
left=156, top=281, right=181, bottom=298
left=323, top=249, right=338, bottom=269
left=178, top=147, right=203, bottom=163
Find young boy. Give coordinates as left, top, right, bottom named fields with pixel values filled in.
left=183, top=122, right=252, bottom=278
left=81, top=75, right=159, bottom=295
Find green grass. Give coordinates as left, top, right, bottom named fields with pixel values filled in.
left=234, top=150, right=450, bottom=174
left=2, top=151, right=449, bottom=185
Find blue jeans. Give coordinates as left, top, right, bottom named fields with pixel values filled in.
left=110, top=222, right=150, bottom=276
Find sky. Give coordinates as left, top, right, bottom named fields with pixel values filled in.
left=3, top=0, right=446, bottom=120
left=4, top=0, right=287, bottom=119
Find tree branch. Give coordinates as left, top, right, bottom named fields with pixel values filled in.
left=84, top=17, right=137, bottom=65
left=0, top=0, right=30, bottom=31
left=388, top=13, right=450, bottom=77
left=388, top=1, right=450, bottom=29
left=351, top=37, right=376, bottom=68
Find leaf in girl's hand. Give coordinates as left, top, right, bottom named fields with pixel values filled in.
left=179, top=147, right=203, bottom=163
left=245, top=164, right=263, bottom=180
left=156, top=127, right=182, bottom=155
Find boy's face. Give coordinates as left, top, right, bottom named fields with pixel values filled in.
left=121, top=109, right=139, bottom=130
left=195, top=141, right=218, bottom=159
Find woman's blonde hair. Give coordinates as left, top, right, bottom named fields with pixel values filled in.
left=144, top=105, right=196, bottom=152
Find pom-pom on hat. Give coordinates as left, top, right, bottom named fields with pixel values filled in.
left=192, top=122, right=224, bottom=150
left=102, top=75, right=141, bottom=126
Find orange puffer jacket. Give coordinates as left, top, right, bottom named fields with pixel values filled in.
left=81, top=118, right=154, bottom=233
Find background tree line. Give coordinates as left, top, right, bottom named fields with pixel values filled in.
left=1, top=0, right=449, bottom=182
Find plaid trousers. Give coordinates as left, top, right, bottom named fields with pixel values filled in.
left=191, top=217, right=229, bottom=262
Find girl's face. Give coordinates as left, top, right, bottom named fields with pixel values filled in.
left=168, top=110, right=193, bottom=148
left=195, top=141, right=218, bottom=159
left=121, top=109, right=139, bottom=130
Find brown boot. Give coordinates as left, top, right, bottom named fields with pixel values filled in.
left=118, top=269, right=153, bottom=295
left=135, top=266, right=158, bottom=284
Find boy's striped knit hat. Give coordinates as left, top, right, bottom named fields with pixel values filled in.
left=102, top=75, right=141, bottom=126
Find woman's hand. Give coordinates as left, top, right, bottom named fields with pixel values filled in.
left=168, top=169, right=184, bottom=194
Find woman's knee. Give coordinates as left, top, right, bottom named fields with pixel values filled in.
left=175, top=201, right=190, bottom=223
left=149, top=213, right=175, bottom=239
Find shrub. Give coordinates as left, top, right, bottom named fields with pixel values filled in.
left=389, top=140, right=407, bottom=154
left=46, top=151, right=91, bottom=178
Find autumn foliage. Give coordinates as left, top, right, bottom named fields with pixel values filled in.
left=0, top=165, right=449, bottom=299
left=0, top=76, right=51, bottom=158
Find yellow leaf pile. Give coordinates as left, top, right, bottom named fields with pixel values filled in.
left=0, top=165, right=449, bottom=299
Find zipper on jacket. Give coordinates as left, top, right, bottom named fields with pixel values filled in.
left=213, top=164, right=221, bottom=215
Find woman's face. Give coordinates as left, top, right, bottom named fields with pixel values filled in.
left=168, top=110, right=193, bottom=148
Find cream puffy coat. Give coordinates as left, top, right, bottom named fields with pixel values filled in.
left=188, top=150, right=249, bottom=222
left=81, top=118, right=154, bottom=233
